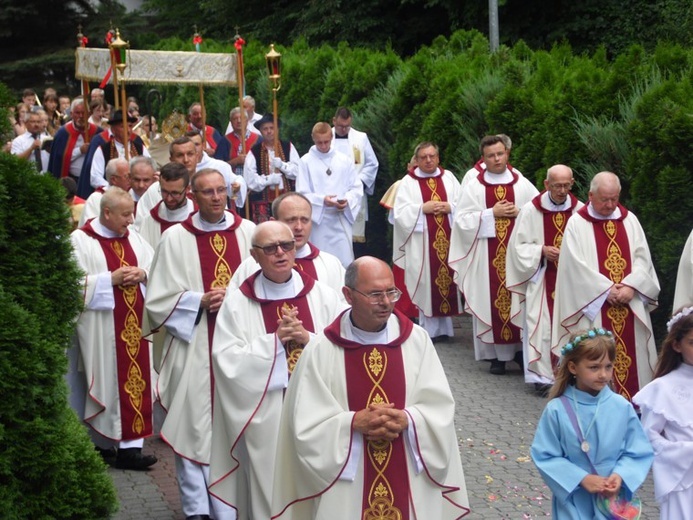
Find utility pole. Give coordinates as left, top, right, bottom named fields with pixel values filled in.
left=489, top=0, right=499, bottom=52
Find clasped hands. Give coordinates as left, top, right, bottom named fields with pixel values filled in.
left=492, top=199, right=519, bottom=218
left=200, top=288, right=226, bottom=313
left=422, top=200, right=451, bottom=215
left=111, top=266, right=146, bottom=287
left=353, top=403, right=409, bottom=442
left=607, top=284, right=635, bottom=305
left=581, top=473, right=622, bottom=498
left=276, top=305, right=310, bottom=345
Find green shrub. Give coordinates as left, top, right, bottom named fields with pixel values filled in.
left=0, top=152, right=118, bottom=518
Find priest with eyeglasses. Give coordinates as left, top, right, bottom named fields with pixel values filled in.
left=144, top=168, right=256, bottom=520
left=208, top=220, right=346, bottom=520
left=271, top=256, right=470, bottom=519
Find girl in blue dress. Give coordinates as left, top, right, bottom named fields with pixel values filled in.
left=531, top=328, right=653, bottom=519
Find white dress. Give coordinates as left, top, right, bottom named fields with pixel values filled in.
left=633, top=363, right=693, bottom=519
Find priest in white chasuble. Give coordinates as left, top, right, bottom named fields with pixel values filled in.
left=506, top=164, right=583, bottom=387
left=393, top=141, right=462, bottom=341
left=71, top=186, right=157, bottom=470
left=552, top=171, right=659, bottom=402
left=209, top=221, right=346, bottom=520
left=144, top=168, right=255, bottom=520
left=449, top=135, right=539, bottom=375
left=271, top=257, right=470, bottom=520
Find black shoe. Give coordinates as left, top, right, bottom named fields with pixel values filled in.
left=514, top=350, right=524, bottom=368
left=431, top=334, right=450, bottom=344
left=95, top=446, right=117, bottom=461
left=114, top=448, right=157, bottom=470
left=489, top=359, right=506, bottom=375
left=186, top=516, right=211, bottom=520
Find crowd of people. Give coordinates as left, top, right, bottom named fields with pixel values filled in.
left=6, top=84, right=693, bottom=519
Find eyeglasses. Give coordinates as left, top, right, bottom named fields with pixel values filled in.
left=194, top=187, right=227, bottom=198
left=161, top=188, right=186, bottom=198
left=252, top=240, right=295, bottom=255
left=348, top=287, right=402, bottom=304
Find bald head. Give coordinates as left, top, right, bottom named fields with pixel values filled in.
left=544, top=164, right=574, bottom=204
left=344, top=257, right=397, bottom=332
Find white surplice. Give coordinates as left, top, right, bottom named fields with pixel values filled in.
left=297, top=145, right=363, bottom=267
left=137, top=199, right=196, bottom=249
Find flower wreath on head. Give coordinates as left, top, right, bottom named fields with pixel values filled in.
left=666, top=306, right=693, bottom=332
left=561, top=328, right=613, bottom=356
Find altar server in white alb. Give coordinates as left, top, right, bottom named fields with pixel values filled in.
left=449, top=135, right=539, bottom=375
left=71, top=187, right=157, bottom=470
left=271, top=257, right=470, bottom=519
left=228, top=192, right=345, bottom=294
left=393, top=141, right=462, bottom=340
left=506, top=164, right=583, bottom=387
left=552, top=171, right=659, bottom=403
left=208, top=221, right=345, bottom=519
left=331, top=107, right=379, bottom=246
left=297, top=122, right=363, bottom=267
left=144, top=168, right=255, bottom=520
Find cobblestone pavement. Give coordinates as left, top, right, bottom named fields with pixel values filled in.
left=108, top=315, right=659, bottom=519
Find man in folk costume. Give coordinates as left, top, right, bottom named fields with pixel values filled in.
left=271, top=257, right=470, bottom=519
left=214, top=106, right=261, bottom=176
left=393, top=142, right=462, bottom=341
left=77, top=109, right=149, bottom=198
left=331, top=107, right=379, bottom=249
left=48, top=98, right=103, bottom=182
left=228, top=192, right=346, bottom=294
left=208, top=221, right=345, bottom=519
left=552, top=171, right=659, bottom=402
left=144, top=168, right=255, bottom=520
left=138, top=162, right=196, bottom=249
left=187, top=101, right=223, bottom=155
left=296, top=122, right=363, bottom=267
left=70, top=187, right=157, bottom=470
left=79, top=158, right=131, bottom=227
left=449, top=135, right=539, bottom=375
left=506, top=165, right=583, bottom=389
left=243, top=114, right=301, bottom=223
left=673, top=228, right=693, bottom=312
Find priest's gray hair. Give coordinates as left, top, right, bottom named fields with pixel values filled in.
left=589, top=171, right=621, bottom=193
left=100, top=186, right=132, bottom=213
left=105, top=157, right=129, bottom=182
left=129, top=155, right=157, bottom=174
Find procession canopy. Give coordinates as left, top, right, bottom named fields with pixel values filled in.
left=75, top=47, right=237, bottom=86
